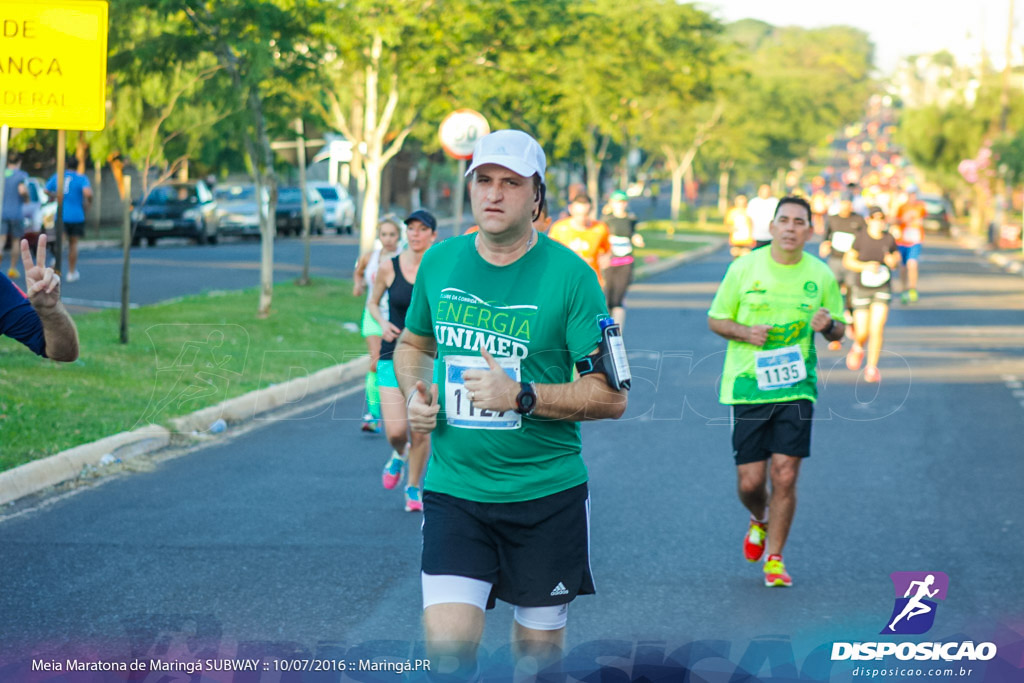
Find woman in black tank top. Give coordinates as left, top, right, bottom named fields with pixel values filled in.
left=378, top=254, right=414, bottom=362
left=367, top=214, right=437, bottom=511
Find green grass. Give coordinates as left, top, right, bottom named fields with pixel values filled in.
left=0, top=278, right=366, bottom=473
left=632, top=219, right=726, bottom=260
left=638, top=219, right=729, bottom=237
left=634, top=236, right=709, bottom=260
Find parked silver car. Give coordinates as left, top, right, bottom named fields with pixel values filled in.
left=309, top=182, right=356, bottom=234
left=214, top=184, right=265, bottom=237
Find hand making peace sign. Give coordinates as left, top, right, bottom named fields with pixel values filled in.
left=20, top=234, right=61, bottom=310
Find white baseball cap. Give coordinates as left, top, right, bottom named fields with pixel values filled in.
left=465, top=129, right=546, bottom=179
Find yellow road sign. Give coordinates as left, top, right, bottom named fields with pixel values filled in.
left=0, top=1, right=108, bottom=131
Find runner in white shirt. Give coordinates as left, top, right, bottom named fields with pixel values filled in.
left=746, top=184, right=779, bottom=247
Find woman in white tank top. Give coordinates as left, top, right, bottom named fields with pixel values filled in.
left=352, top=218, right=402, bottom=431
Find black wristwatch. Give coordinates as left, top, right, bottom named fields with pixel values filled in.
left=515, top=382, right=537, bottom=415
left=823, top=318, right=836, bottom=335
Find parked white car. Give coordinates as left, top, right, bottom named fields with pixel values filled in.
left=23, top=177, right=57, bottom=232
left=309, top=182, right=356, bottom=234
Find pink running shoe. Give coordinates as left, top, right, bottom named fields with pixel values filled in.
left=743, top=519, right=767, bottom=562
left=404, top=485, right=423, bottom=512
left=846, top=344, right=864, bottom=371
left=381, top=451, right=406, bottom=490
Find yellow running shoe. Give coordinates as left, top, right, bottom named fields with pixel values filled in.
left=764, top=554, right=792, bottom=587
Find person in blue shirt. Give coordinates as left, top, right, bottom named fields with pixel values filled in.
left=45, top=159, right=93, bottom=283
left=1, top=152, right=29, bottom=279
left=1, top=235, right=78, bottom=361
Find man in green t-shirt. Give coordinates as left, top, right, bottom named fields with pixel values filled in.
left=395, top=129, right=628, bottom=679
left=708, top=195, right=845, bottom=589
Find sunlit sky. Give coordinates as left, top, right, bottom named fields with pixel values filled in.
left=701, top=0, right=1021, bottom=74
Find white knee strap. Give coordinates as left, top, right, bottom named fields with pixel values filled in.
left=422, top=573, right=491, bottom=611
left=513, top=604, right=569, bottom=631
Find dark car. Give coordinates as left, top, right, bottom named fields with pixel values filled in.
left=131, top=181, right=220, bottom=246
left=275, top=186, right=326, bottom=236
left=214, top=184, right=264, bottom=238
left=919, top=193, right=953, bottom=233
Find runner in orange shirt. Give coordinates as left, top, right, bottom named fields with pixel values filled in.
left=548, top=193, right=612, bottom=284
left=893, top=187, right=926, bottom=303
left=726, top=194, right=755, bottom=258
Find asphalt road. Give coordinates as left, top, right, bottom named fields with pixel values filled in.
left=59, top=235, right=363, bottom=313
left=2, top=236, right=1023, bottom=682
left=56, top=195, right=663, bottom=312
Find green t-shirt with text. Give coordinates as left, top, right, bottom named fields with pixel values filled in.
left=404, top=232, right=607, bottom=503
left=708, top=247, right=843, bottom=404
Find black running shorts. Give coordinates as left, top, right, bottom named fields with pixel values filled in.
left=731, top=400, right=814, bottom=464
left=421, top=482, right=594, bottom=609
left=604, top=264, right=632, bottom=309
left=850, top=284, right=892, bottom=309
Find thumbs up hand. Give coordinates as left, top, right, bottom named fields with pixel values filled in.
left=462, top=347, right=517, bottom=412
left=407, top=380, right=440, bottom=433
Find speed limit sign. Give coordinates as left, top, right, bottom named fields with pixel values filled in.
left=439, top=109, right=490, bottom=160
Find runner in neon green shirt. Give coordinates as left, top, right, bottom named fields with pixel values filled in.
left=708, top=196, right=845, bottom=589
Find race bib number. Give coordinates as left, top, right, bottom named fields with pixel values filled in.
left=610, top=235, right=633, bottom=257
left=444, top=354, right=521, bottom=430
left=830, top=231, right=856, bottom=253
left=860, top=265, right=890, bottom=287
left=901, top=226, right=923, bottom=244
left=754, top=345, right=807, bottom=391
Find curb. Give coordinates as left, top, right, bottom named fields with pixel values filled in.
left=0, top=355, right=369, bottom=507
left=78, top=239, right=122, bottom=251
left=634, top=237, right=726, bottom=279
left=954, top=229, right=1024, bottom=278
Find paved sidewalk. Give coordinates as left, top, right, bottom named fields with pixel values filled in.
left=955, top=227, right=1024, bottom=277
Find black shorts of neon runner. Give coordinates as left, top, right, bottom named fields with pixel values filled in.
left=850, top=284, right=892, bottom=310
left=421, top=482, right=594, bottom=609
left=604, top=263, right=632, bottom=309
left=731, top=400, right=814, bottom=465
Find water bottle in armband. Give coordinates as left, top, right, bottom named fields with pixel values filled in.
left=575, top=317, right=631, bottom=390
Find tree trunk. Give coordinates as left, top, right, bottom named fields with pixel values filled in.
left=360, top=157, right=382, bottom=255
left=585, top=154, right=601, bottom=216
left=670, top=165, right=685, bottom=222
left=75, top=131, right=88, bottom=173
left=93, top=159, right=103, bottom=237
left=718, top=169, right=730, bottom=216
left=248, top=84, right=277, bottom=318
left=585, top=127, right=611, bottom=216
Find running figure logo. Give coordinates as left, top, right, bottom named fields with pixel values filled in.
left=881, top=571, right=949, bottom=635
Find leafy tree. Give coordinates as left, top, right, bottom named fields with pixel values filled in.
left=118, top=0, right=324, bottom=316
left=546, top=0, right=722, bottom=208
left=634, top=5, right=725, bottom=219
left=308, top=1, right=463, bottom=252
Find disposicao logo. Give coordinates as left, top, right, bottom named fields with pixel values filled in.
left=882, top=571, right=948, bottom=635
left=831, top=571, right=998, bottom=662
